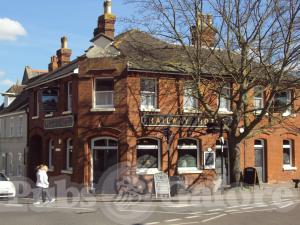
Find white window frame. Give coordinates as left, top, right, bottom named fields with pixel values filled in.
left=67, top=81, right=72, bottom=112
left=282, top=139, right=296, bottom=170
left=253, top=86, right=264, bottom=113
left=66, top=138, right=73, bottom=171
left=48, top=139, right=54, bottom=171
left=136, top=138, right=161, bottom=175
left=274, top=90, right=292, bottom=116
left=204, top=151, right=216, bottom=169
left=140, top=78, right=158, bottom=111
left=183, top=82, right=198, bottom=112
left=218, top=83, right=231, bottom=113
left=93, top=78, right=114, bottom=110
left=177, top=138, right=202, bottom=174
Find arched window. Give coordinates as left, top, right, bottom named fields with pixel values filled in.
left=48, top=139, right=54, bottom=170
left=66, top=138, right=73, bottom=171
left=177, top=139, right=199, bottom=172
left=136, top=138, right=160, bottom=174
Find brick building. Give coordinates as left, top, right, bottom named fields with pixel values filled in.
left=26, top=0, right=300, bottom=193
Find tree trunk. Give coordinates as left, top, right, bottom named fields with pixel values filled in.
left=228, top=137, right=241, bottom=186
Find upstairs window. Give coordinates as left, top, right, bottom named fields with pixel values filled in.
left=9, top=117, right=14, bottom=137
left=17, top=116, right=23, bottom=137
left=140, top=78, right=157, bottom=110
left=94, top=78, right=114, bottom=108
left=65, top=82, right=72, bottom=112
left=274, top=91, right=292, bottom=115
left=33, top=91, right=39, bottom=117
left=184, top=82, right=198, bottom=111
left=253, top=86, right=264, bottom=111
left=219, top=83, right=231, bottom=112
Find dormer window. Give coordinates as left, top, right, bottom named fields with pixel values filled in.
left=94, top=78, right=114, bottom=108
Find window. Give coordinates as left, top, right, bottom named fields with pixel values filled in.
left=16, top=116, right=23, bottom=137
left=219, top=83, right=231, bottom=112
left=184, top=82, right=198, bottom=111
left=6, top=153, right=13, bottom=176
left=177, top=139, right=200, bottom=173
left=136, top=138, right=160, bottom=174
left=65, top=82, right=72, bottom=111
left=1, top=153, right=5, bottom=173
left=283, top=140, right=294, bottom=168
left=274, top=91, right=292, bottom=115
left=94, top=78, right=114, bottom=108
left=140, top=78, right=157, bottom=110
left=48, top=140, right=54, bottom=170
left=254, top=86, right=264, bottom=111
left=33, top=91, right=39, bottom=117
left=66, top=138, right=73, bottom=171
left=9, top=117, right=14, bottom=137
left=17, top=153, right=23, bottom=176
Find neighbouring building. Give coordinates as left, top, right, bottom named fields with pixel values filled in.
left=25, top=0, right=300, bottom=193
left=0, top=67, right=47, bottom=178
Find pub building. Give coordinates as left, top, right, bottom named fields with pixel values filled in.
left=26, top=0, right=300, bottom=193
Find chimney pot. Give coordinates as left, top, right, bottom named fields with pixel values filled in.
left=61, top=36, right=68, bottom=49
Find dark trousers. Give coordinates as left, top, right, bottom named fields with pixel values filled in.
left=35, top=187, right=52, bottom=202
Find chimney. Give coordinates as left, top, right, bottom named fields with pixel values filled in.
left=191, top=14, right=216, bottom=47
left=93, top=0, right=116, bottom=39
left=48, top=55, right=58, bottom=72
left=56, top=36, right=72, bottom=67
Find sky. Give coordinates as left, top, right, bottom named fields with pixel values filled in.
left=0, top=0, right=133, bottom=103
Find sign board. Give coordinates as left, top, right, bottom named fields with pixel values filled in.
left=154, top=172, right=170, bottom=198
left=243, top=167, right=260, bottom=187
left=141, top=114, right=211, bottom=128
left=44, top=115, right=74, bottom=130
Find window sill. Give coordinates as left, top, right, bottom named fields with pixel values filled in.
left=183, top=109, right=201, bottom=113
left=45, top=113, right=53, bottom=118
left=178, top=168, right=203, bottom=174
left=218, top=110, right=233, bottom=115
left=283, top=165, right=297, bottom=171
left=31, top=116, right=39, bottom=120
left=136, top=168, right=160, bottom=175
left=61, top=169, right=73, bottom=174
left=140, top=108, right=161, bottom=112
left=282, top=112, right=296, bottom=117
left=90, top=107, right=116, bottom=112
left=204, top=166, right=216, bottom=170
left=62, top=111, right=72, bottom=115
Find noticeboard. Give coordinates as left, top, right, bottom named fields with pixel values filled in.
left=243, top=167, right=260, bottom=186
left=154, top=172, right=170, bottom=198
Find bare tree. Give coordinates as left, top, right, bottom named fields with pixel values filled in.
left=124, top=0, right=300, bottom=184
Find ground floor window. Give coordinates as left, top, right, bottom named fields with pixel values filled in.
left=66, top=138, right=73, bottom=171
left=283, top=139, right=294, bottom=168
left=16, top=153, right=23, bottom=176
left=48, top=140, right=54, bottom=170
left=177, top=139, right=199, bottom=173
left=136, top=138, right=160, bottom=174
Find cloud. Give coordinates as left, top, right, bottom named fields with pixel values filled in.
left=0, top=79, right=14, bottom=86
left=0, top=18, right=27, bottom=41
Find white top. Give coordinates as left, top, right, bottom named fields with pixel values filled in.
left=36, top=169, right=49, bottom=188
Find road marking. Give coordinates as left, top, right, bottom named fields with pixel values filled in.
left=119, top=209, right=197, bottom=215
left=225, top=209, right=238, bottom=213
left=4, top=204, right=24, bottom=207
left=145, top=222, right=160, bottom=225
left=255, top=204, right=268, bottom=208
left=165, top=218, right=181, bottom=222
left=241, top=207, right=254, bottom=210
left=208, top=208, right=223, bottom=212
left=41, top=205, right=95, bottom=211
left=279, top=203, right=294, bottom=209
left=202, top=214, right=227, bottom=223
left=170, top=222, right=198, bottom=225
left=185, top=215, right=201, bottom=219
left=202, top=212, right=220, bottom=216
left=226, top=205, right=240, bottom=209
left=230, top=208, right=276, bottom=214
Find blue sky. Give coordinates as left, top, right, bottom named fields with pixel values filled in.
left=0, top=0, right=132, bottom=102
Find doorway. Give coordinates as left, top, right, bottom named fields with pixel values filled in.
left=28, top=135, right=43, bottom=182
left=215, top=140, right=230, bottom=185
left=91, top=138, right=118, bottom=193
left=254, top=139, right=266, bottom=183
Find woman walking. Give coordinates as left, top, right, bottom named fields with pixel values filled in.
left=33, top=164, right=55, bottom=205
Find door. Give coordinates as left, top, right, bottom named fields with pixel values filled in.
left=92, top=138, right=118, bottom=193
left=254, top=139, right=266, bottom=183
left=215, top=140, right=230, bottom=186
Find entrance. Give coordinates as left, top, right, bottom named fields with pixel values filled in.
left=28, top=135, right=43, bottom=182
left=215, top=140, right=230, bottom=186
left=254, top=139, right=266, bottom=183
left=91, top=138, right=118, bottom=193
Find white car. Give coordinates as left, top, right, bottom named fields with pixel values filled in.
left=0, top=173, right=16, bottom=199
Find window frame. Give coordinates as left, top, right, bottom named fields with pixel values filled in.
left=140, top=78, right=158, bottom=111
left=136, top=138, right=161, bottom=175
left=93, top=78, right=114, bottom=109
left=253, top=86, right=264, bottom=112
left=9, top=117, right=14, bottom=137
left=282, top=139, right=294, bottom=170
left=274, top=90, right=292, bottom=116
left=218, top=83, right=231, bottom=113
left=33, top=91, right=39, bottom=118
left=48, top=139, right=54, bottom=170
left=183, top=82, right=198, bottom=112
left=67, top=81, right=73, bottom=112
left=65, top=138, right=73, bottom=171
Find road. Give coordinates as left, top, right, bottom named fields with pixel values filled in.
left=0, top=196, right=299, bottom=225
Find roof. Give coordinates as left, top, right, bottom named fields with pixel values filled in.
left=22, top=66, right=48, bottom=85
left=2, top=84, right=25, bottom=96
left=0, top=90, right=28, bottom=115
